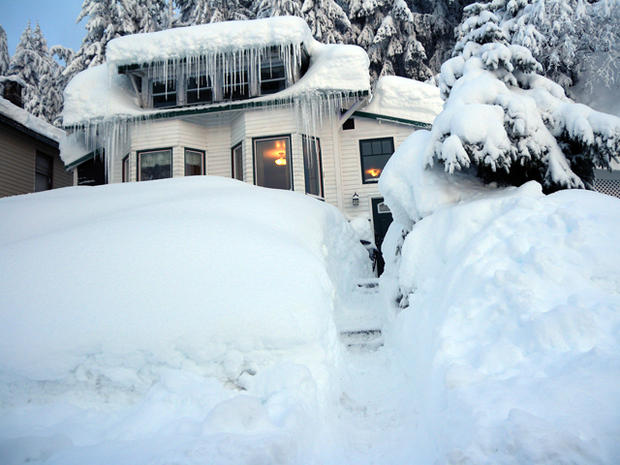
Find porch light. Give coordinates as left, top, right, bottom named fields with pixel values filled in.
left=352, top=192, right=360, bottom=207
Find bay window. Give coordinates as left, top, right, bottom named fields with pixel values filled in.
left=138, top=148, right=172, bottom=181
left=253, top=136, right=292, bottom=190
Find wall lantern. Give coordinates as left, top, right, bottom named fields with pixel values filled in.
left=352, top=192, right=360, bottom=207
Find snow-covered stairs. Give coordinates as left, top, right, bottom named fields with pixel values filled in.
left=335, top=278, right=384, bottom=352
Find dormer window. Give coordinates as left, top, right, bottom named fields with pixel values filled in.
left=260, top=60, right=286, bottom=95
left=187, top=75, right=213, bottom=104
left=152, top=79, right=177, bottom=108
left=222, top=69, right=250, bottom=101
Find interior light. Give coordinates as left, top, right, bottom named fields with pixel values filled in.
left=275, top=157, right=287, bottom=166
left=366, top=168, right=381, bottom=178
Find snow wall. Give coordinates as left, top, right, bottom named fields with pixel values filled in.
left=379, top=129, right=620, bottom=464
left=0, top=176, right=371, bottom=464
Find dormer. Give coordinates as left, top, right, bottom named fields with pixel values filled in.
left=107, top=17, right=313, bottom=110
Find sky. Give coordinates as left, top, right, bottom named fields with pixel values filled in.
left=1, top=0, right=85, bottom=55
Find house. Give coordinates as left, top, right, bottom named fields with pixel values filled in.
left=0, top=81, right=72, bottom=198
left=60, top=16, right=443, bottom=249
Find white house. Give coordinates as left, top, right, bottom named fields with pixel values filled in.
left=61, top=16, right=442, bottom=249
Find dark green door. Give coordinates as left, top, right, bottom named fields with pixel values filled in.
left=371, top=197, right=393, bottom=275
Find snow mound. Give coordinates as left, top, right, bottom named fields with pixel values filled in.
left=363, top=76, right=443, bottom=125
left=382, top=181, right=620, bottom=464
left=0, top=177, right=370, bottom=464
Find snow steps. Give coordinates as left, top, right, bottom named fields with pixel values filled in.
left=340, top=329, right=383, bottom=352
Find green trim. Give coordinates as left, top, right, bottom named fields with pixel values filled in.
left=63, top=90, right=370, bottom=130
left=65, top=151, right=97, bottom=170
left=352, top=110, right=432, bottom=129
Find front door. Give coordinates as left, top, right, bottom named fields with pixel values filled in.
left=371, top=197, right=393, bottom=275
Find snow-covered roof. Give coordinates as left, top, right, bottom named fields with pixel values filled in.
left=63, top=17, right=370, bottom=126
left=106, top=17, right=312, bottom=66
left=362, top=76, right=443, bottom=125
left=0, top=97, right=65, bottom=144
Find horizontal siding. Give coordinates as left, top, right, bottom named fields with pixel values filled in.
left=0, top=121, right=71, bottom=197
left=338, top=117, right=417, bottom=219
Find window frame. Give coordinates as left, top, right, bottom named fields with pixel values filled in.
left=122, top=154, right=130, bottom=182
left=252, top=134, right=293, bottom=191
left=151, top=78, right=178, bottom=108
left=359, top=137, right=395, bottom=184
left=137, top=147, right=173, bottom=181
left=34, top=151, right=53, bottom=192
left=302, top=135, right=324, bottom=198
left=184, top=147, right=205, bottom=176
left=231, top=142, right=243, bottom=181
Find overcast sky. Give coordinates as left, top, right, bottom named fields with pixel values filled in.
left=1, top=0, right=85, bottom=55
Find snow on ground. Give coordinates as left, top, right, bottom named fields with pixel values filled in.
left=0, top=177, right=371, bottom=465
left=380, top=146, right=620, bottom=463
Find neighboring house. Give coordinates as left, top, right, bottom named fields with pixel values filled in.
left=60, top=17, right=441, bottom=249
left=0, top=87, right=72, bottom=198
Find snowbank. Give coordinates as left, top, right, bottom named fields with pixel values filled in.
left=0, top=97, right=64, bottom=143
left=363, top=76, right=443, bottom=125
left=381, top=181, right=620, bottom=464
left=0, top=177, right=370, bottom=464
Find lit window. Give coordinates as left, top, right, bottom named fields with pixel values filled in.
left=187, top=75, right=213, bottom=104
left=184, top=148, right=204, bottom=176
left=138, top=149, right=172, bottom=181
left=232, top=143, right=243, bottom=181
left=302, top=136, right=323, bottom=197
left=253, top=136, right=291, bottom=190
left=152, top=79, right=177, bottom=108
left=122, top=155, right=129, bottom=182
left=359, top=137, right=394, bottom=183
left=35, top=152, right=53, bottom=191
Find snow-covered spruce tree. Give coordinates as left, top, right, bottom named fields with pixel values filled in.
left=255, top=0, right=302, bottom=18
left=175, top=0, right=254, bottom=24
left=0, top=26, right=8, bottom=77
left=430, top=0, right=620, bottom=191
left=301, top=0, right=351, bottom=44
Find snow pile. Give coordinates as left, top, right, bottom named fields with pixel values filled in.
left=0, top=97, right=64, bottom=143
left=363, top=75, right=443, bottom=125
left=380, top=178, right=620, bottom=464
left=0, top=177, right=370, bottom=465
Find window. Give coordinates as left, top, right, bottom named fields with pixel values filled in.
left=232, top=143, right=243, bottom=181
left=35, top=152, right=53, bottom=191
left=222, top=68, right=249, bottom=101
left=122, top=155, right=129, bottom=182
left=187, top=75, right=213, bottom=104
left=343, top=118, right=355, bottom=130
left=302, top=136, right=323, bottom=197
left=138, top=148, right=172, bottom=181
left=260, top=50, right=286, bottom=95
left=253, top=136, right=292, bottom=190
left=359, top=137, right=394, bottom=183
left=184, top=148, right=205, bottom=176
left=152, top=79, right=177, bottom=108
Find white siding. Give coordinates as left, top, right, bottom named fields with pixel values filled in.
left=337, top=116, right=417, bottom=219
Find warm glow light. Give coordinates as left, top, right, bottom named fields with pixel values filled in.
left=275, top=157, right=287, bottom=166
left=366, top=168, right=381, bottom=178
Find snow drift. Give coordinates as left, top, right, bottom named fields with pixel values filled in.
left=380, top=135, right=620, bottom=463
left=0, top=177, right=370, bottom=465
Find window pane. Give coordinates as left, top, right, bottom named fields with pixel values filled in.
left=140, top=150, right=172, bottom=181
left=223, top=69, right=249, bottom=101
left=360, top=137, right=394, bottom=183
left=35, top=153, right=52, bottom=191
left=187, top=76, right=213, bottom=104
left=185, top=150, right=203, bottom=176
left=152, top=80, right=176, bottom=108
left=232, top=144, right=243, bottom=181
left=254, top=137, right=291, bottom=190
left=303, top=137, right=322, bottom=197
left=35, top=173, right=51, bottom=192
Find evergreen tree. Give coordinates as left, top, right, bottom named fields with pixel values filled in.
left=301, top=0, right=351, bottom=44
left=175, top=0, right=254, bottom=24
left=0, top=25, right=9, bottom=78
left=256, top=0, right=302, bottom=18
left=430, top=0, right=619, bottom=191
